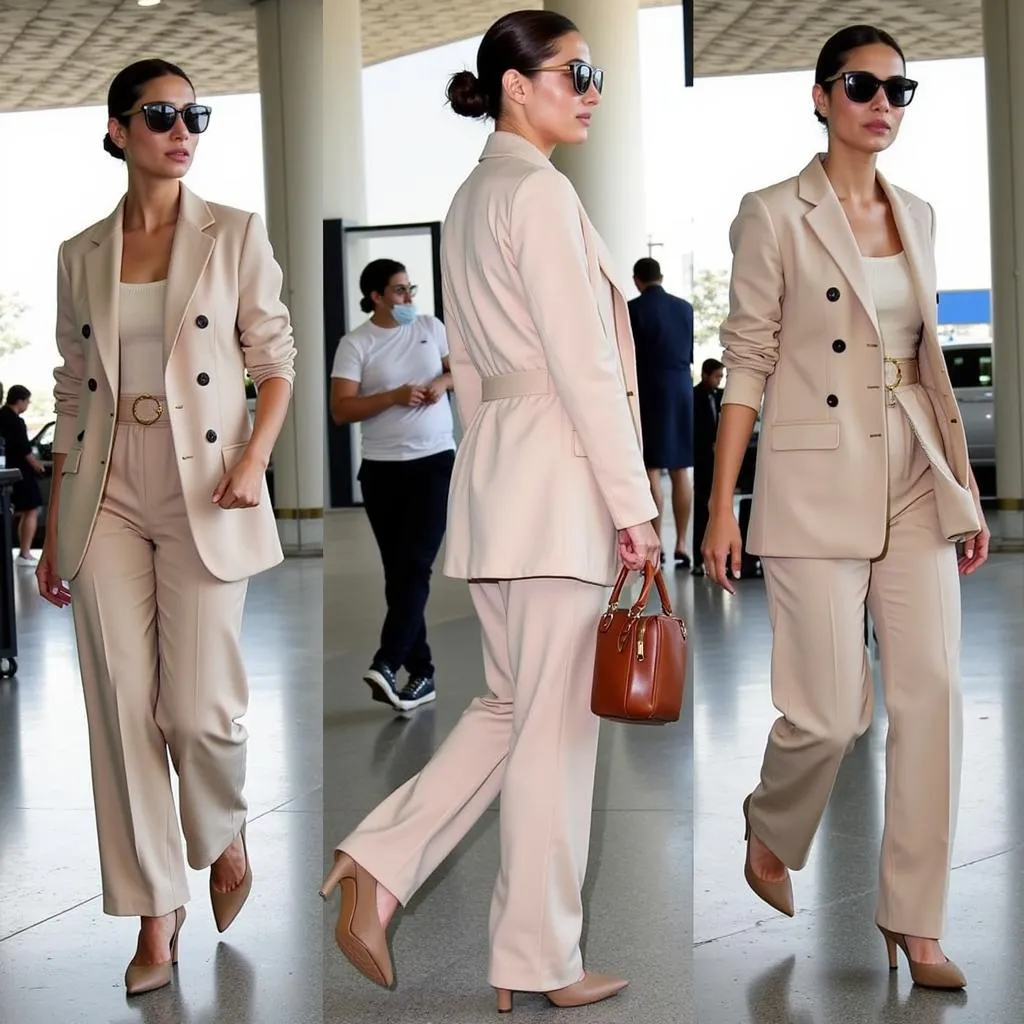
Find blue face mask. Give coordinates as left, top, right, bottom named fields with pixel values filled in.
left=392, top=303, right=418, bottom=326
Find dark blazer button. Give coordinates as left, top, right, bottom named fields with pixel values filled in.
left=832, top=339, right=846, bottom=353
left=826, top=394, right=839, bottom=407
left=195, top=315, right=209, bottom=329
left=76, top=430, right=85, bottom=442
left=205, top=429, right=218, bottom=443
left=81, top=324, right=91, bottom=339
left=197, top=372, right=210, bottom=386
left=87, top=378, right=97, bottom=391
left=826, top=287, right=841, bottom=302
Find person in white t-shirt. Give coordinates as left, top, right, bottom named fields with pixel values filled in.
left=330, top=258, right=456, bottom=712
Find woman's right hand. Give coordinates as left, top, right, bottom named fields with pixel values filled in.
left=618, top=522, right=661, bottom=572
left=36, top=540, right=71, bottom=608
left=702, top=508, right=744, bottom=594
left=393, top=384, right=429, bottom=407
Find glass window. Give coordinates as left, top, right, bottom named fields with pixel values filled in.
left=943, top=347, right=993, bottom=388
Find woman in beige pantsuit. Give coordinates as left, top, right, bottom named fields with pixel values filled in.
left=702, top=26, right=990, bottom=990
left=320, top=10, right=660, bottom=1014
left=35, top=60, right=295, bottom=995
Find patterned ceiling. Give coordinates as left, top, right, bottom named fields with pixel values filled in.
left=0, top=0, right=984, bottom=114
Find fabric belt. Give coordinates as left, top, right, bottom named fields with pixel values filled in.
left=480, top=369, right=551, bottom=402
left=884, top=357, right=919, bottom=389
left=117, top=393, right=170, bottom=426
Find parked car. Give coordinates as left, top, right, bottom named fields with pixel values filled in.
left=941, top=339, right=993, bottom=472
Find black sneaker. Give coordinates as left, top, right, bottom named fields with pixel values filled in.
left=363, top=662, right=402, bottom=708
left=396, top=676, right=436, bottom=711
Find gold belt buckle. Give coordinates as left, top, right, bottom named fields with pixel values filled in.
left=884, top=358, right=903, bottom=406
left=131, top=394, right=163, bottom=426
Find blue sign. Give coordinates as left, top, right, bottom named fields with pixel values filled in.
left=937, top=289, right=990, bottom=326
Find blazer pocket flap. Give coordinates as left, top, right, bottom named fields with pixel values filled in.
left=221, top=441, right=249, bottom=472
left=770, top=421, right=840, bottom=451
left=61, top=449, right=82, bottom=474
left=572, top=431, right=587, bottom=458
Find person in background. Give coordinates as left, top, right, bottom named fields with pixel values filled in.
left=628, top=257, right=695, bottom=567
left=330, top=258, right=455, bottom=713
left=691, top=358, right=723, bottom=576
left=0, top=385, right=46, bottom=565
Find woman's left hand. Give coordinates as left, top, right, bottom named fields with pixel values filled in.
left=212, top=453, right=266, bottom=509
left=958, top=508, right=991, bottom=575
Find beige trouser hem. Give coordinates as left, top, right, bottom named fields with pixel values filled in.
left=339, top=577, right=608, bottom=991
left=70, top=422, right=250, bottom=918
left=749, top=393, right=963, bottom=939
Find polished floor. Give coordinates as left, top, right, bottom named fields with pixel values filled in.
left=323, top=509, right=694, bottom=1023
left=692, top=552, right=1024, bottom=1023
left=0, top=550, right=322, bottom=1024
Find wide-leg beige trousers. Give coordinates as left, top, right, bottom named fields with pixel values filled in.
left=340, top=576, right=608, bottom=991
left=70, top=408, right=249, bottom=918
left=749, top=394, right=963, bottom=938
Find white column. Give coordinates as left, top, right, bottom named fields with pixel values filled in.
left=323, top=0, right=369, bottom=507
left=545, top=0, right=647, bottom=286
left=983, top=0, right=1024, bottom=543
left=254, top=0, right=324, bottom=553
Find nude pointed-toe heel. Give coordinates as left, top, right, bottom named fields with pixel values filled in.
left=877, top=926, right=966, bottom=990
left=319, top=850, right=394, bottom=988
left=124, top=906, right=186, bottom=997
left=211, top=822, right=252, bottom=933
left=743, top=795, right=795, bottom=918
left=494, top=972, right=628, bottom=1013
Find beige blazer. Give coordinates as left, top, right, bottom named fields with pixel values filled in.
left=721, top=154, right=979, bottom=560
left=53, top=185, right=296, bottom=583
left=440, top=131, right=656, bottom=586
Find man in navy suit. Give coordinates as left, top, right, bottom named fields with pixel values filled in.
left=628, top=258, right=695, bottom=567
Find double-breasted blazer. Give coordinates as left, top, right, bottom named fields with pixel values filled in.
left=721, top=154, right=979, bottom=560
left=53, top=185, right=296, bottom=584
left=440, top=131, right=656, bottom=586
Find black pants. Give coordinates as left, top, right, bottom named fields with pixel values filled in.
left=358, top=449, right=455, bottom=678
left=692, top=458, right=713, bottom=561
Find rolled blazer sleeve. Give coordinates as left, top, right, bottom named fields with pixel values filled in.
left=237, top=213, right=296, bottom=389
left=720, top=192, right=784, bottom=411
left=511, top=169, right=655, bottom=530
left=52, top=242, right=84, bottom=455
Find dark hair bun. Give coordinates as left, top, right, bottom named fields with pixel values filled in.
left=447, top=70, right=489, bottom=119
left=103, top=132, right=126, bottom=161
left=359, top=296, right=375, bottom=314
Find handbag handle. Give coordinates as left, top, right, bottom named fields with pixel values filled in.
left=605, top=561, right=676, bottom=620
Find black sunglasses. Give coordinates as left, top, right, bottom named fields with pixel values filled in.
left=528, top=60, right=604, bottom=96
left=123, top=101, right=212, bottom=134
left=826, top=71, right=917, bottom=108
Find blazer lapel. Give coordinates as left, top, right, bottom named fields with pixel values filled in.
left=877, top=172, right=937, bottom=340
left=800, top=156, right=881, bottom=338
left=163, top=185, right=216, bottom=365
left=83, top=202, right=124, bottom=396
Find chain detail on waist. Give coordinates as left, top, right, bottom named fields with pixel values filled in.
left=480, top=370, right=552, bottom=402
left=117, top=393, right=170, bottom=426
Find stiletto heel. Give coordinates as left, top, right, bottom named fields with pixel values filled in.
left=881, top=927, right=898, bottom=970
left=742, top=795, right=795, bottom=917
left=495, top=988, right=513, bottom=1013
left=876, top=925, right=966, bottom=990
left=211, top=822, right=252, bottom=933
left=319, top=850, right=394, bottom=987
left=124, top=906, right=186, bottom=996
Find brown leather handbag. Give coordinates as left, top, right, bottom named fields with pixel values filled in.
left=591, top=562, right=688, bottom=723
